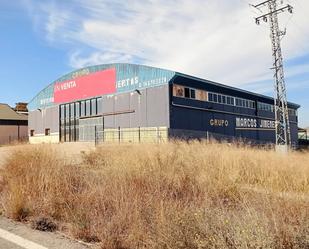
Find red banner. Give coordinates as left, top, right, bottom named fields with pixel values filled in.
left=54, top=68, right=116, bottom=103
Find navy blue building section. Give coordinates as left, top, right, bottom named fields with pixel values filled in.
left=169, top=72, right=299, bottom=145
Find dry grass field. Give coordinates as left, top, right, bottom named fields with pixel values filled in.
left=0, top=141, right=308, bottom=249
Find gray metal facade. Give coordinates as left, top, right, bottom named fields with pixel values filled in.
left=82, top=85, right=169, bottom=141
left=29, top=84, right=169, bottom=141
left=29, top=106, right=59, bottom=135
left=102, top=85, right=169, bottom=129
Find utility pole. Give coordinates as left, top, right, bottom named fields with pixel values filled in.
left=252, top=0, right=293, bottom=151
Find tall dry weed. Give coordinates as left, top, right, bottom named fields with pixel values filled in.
left=0, top=141, right=308, bottom=248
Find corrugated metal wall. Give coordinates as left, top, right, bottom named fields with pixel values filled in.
left=0, top=125, right=28, bottom=144
left=28, top=106, right=59, bottom=135
left=101, top=85, right=169, bottom=129
left=29, top=84, right=169, bottom=142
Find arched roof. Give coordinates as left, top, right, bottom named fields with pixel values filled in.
left=28, top=63, right=175, bottom=111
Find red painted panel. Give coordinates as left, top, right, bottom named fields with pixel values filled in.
left=54, top=68, right=116, bottom=103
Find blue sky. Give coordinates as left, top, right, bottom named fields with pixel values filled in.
left=1, top=0, right=308, bottom=127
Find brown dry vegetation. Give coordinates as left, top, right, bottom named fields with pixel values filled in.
left=0, top=141, right=308, bottom=249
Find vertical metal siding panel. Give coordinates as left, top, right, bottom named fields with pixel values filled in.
left=28, top=111, right=36, bottom=132
left=52, top=106, right=59, bottom=133
left=290, top=122, right=298, bottom=145
left=102, top=96, right=115, bottom=128
left=104, top=116, right=114, bottom=129
left=19, top=125, right=28, bottom=138
left=33, top=110, right=44, bottom=134
left=140, top=89, right=147, bottom=127
left=129, top=92, right=139, bottom=128
left=166, top=84, right=171, bottom=128
left=45, top=107, right=52, bottom=131
left=115, top=93, right=130, bottom=128
left=146, top=85, right=169, bottom=127
left=45, top=106, right=59, bottom=133
left=0, top=126, right=18, bottom=144
left=103, top=95, right=114, bottom=113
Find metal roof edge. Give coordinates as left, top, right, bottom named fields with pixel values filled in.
left=0, top=104, right=28, bottom=121
left=28, top=63, right=176, bottom=107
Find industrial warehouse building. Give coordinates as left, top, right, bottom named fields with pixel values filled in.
left=28, top=63, right=299, bottom=145
left=0, top=103, right=28, bottom=144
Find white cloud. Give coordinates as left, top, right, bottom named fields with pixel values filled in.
left=24, top=0, right=309, bottom=86
left=23, top=1, right=309, bottom=72
left=45, top=4, right=72, bottom=41
left=21, top=0, right=309, bottom=125
left=69, top=51, right=133, bottom=68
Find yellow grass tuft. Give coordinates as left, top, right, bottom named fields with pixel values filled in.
left=0, top=141, right=308, bottom=248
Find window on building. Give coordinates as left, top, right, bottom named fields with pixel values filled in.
left=245, top=100, right=249, bottom=108
left=86, top=100, right=91, bottom=116
left=91, top=98, right=97, bottom=116
left=235, top=98, right=255, bottom=109
left=75, top=102, right=80, bottom=118
left=258, top=102, right=274, bottom=112
left=251, top=102, right=256, bottom=109
left=271, top=105, right=274, bottom=112
left=65, top=104, right=70, bottom=120
left=208, top=93, right=213, bottom=102
left=226, top=96, right=230, bottom=105
left=70, top=103, right=75, bottom=119
left=230, top=97, right=235, bottom=106
left=173, top=85, right=185, bottom=97
left=60, top=105, right=65, bottom=120
left=45, top=128, right=50, bottom=136
left=30, top=130, right=35, bottom=137
left=173, top=86, right=256, bottom=110
left=184, top=87, right=190, bottom=98
left=81, top=101, right=85, bottom=117
left=288, top=108, right=297, bottom=116
left=213, top=94, right=218, bottom=103
left=222, top=95, right=226, bottom=104
left=190, top=89, right=196, bottom=99
left=97, top=97, right=103, bottom=114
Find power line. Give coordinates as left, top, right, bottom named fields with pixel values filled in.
left=251, top=0, right=293, bottom=150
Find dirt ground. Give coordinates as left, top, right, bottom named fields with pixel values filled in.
left=0, top=142, right=96, bottom=168
left=0, top=216, right=98, bottom=249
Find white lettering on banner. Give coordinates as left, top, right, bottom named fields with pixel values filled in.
left=236, top=118, right=257, bottom=128
left=260, top=120, right=275, bottom=129
left=210, top=119, right=229, bottom=127
left=236, top=117, right=275, bottom=129
left=72, top=68, right=90, bottom=79
left=117, top=77, right=139, bottom=88
left=116, top=76, right=168, bottom=90
left=40, top=97, right=54, bottom=105
left=143, top=77, right=167, bottom=88
left=54, top=81, right=77, bottom=92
